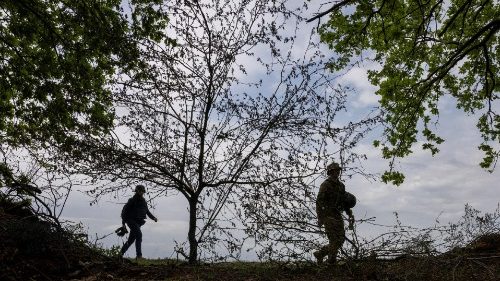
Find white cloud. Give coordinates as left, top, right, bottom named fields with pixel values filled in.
left=347, top=105, right=498, bottom=239
left=337, top=67, right=380, bottom=107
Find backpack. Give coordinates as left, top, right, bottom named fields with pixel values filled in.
left=343, top=191, right=356, bottom=210
left=121, top=197, right=135, bottom=221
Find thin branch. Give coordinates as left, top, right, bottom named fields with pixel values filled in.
left=306, top=0, right=354, bottom=23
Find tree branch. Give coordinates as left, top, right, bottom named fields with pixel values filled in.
left=306, top=0, right=354, bottom=23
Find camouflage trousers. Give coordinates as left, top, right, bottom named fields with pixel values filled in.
left=316, top=214, right=345, bottom=264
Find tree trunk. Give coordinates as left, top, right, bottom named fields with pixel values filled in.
left=188, top=197, right=198, bottom=264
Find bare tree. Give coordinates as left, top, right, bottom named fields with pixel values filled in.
left=0, top=146, right=75, bottom=230
left=61, top=0, right=378, bottom=263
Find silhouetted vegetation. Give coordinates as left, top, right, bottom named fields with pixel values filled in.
left=51, top=0, right=377, bottom=264
left=0, top=1, right=498, bottom=278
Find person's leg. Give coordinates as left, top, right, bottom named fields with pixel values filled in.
left=121, top=221, right=137, bottom=255
left=315, top=215, right=342, bottom=264
left=134, top=224, right=143, bottom=258
left=324, top=216, right=345, bottom=264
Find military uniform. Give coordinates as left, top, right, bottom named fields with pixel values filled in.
left=314, top=163, right=353, bottom=264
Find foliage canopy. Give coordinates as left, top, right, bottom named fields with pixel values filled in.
left=313, top=0, right=499, bottom=184
left=0, top=0, right=167, bottom=185
left=0, top=0, right=167, bottom=146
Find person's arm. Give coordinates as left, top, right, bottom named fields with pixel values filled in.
left=346, top=208, right=354, bottom=230
left=147, top=210, right=157, bottom=222
left=316, top=183, right=327, bottom=226
left=146, top=204, right=158, bottom=222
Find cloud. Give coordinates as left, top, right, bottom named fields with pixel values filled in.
left=348, top=105, right=498, bottom=238
left=337, top=67, right=380, bottom=108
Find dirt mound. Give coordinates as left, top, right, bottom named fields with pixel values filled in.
left=0, top=197, right=121, bottom=280
left=444, top=232, right=500, bottom=258
left=466, top=233, right=500, bottom=253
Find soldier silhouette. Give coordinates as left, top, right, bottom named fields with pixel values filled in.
left=314, top=162, right=355, bottom=265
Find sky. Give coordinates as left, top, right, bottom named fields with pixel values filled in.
left=60, top=1, right=499, bottom=260
left=61, top=66, right=499, bottom=260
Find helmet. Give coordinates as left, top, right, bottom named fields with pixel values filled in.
left=326, top=162, right=341, bottom=171
left=135, top=185, right=146, bottom=193
left=343, top=192, right=357, bottom=209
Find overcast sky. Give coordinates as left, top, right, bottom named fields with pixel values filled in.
left=60, top=2, right=499, bottom=260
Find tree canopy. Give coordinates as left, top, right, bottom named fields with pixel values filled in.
left=0, top=0, right=168, bottom=146
left=311, top=0, right=499, bottom=184
left=0, top=0, right=167, bottom=185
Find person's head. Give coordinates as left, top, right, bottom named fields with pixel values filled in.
left=326, top=162, right=341, bottom=177
left=135, top=184, right=146, bottom=196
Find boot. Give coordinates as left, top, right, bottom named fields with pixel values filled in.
left=313, top=251, right=324, bottom=265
